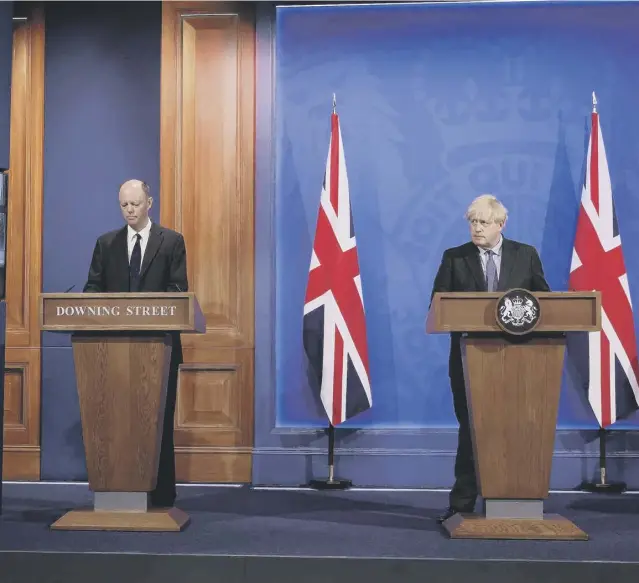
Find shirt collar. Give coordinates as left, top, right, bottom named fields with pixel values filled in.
left=128, top=219, right=152, bottom=242
left=477, top=235, right=503, bottom=256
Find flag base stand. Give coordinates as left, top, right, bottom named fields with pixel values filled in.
left=307, top=424, right=352, bottom=491
left=579, top=481, right=626, bottom=494
left=308, top=477, right=352, bottom=491
left=579, top=428, right=626, bottom=494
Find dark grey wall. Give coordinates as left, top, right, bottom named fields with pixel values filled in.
left=0, top=2, right=13, bottom=170
left=41, top=1, right=162, bottom=479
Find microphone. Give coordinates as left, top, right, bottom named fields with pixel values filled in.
left=64, top=284, right=76, bottom=293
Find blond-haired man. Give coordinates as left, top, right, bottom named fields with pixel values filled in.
left=430, top=194, right=550, bottom=523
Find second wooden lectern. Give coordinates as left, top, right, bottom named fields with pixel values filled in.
left=427, top=290, right=600, bottom=540
left=40, top=292, right=205, bottom=532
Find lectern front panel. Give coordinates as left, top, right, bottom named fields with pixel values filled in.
left=427, top=291, right=600, bottom=333
left=40, top=293, right=198, bottom=331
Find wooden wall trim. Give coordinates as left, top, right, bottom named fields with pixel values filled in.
left=160, top=1, right=256, bottom=233
left=3, top=5, right=45, bottom=480
left=161, top=1, right=256, bottom=483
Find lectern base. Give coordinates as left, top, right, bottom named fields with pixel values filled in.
left=50, top=507, right=190, bottom=532
left=442, top=513, right=588, bottom=540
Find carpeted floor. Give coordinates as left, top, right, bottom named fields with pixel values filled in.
left=0, top=483, right=637, bottom=561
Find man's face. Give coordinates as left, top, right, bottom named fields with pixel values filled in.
left=469, top=215, right=503, bottom=249
left=119, top=183, right=152, bottom=231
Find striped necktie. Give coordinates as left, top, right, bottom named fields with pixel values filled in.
left=485, top=249, right=497, bottom=292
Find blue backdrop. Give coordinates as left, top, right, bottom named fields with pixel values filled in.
left=274, top=1, right=639, bottom=432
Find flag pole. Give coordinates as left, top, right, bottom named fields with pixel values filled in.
left=576, top=92, right=625, bottom=495
left=304, top=92, right=362, bottom=492
left=309, top=94, right=352, bottom=491
left=579, top=428, right=626, bottom=494
left=308, top=424, right=352, bottom=490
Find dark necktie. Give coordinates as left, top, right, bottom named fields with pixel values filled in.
left=130, top=233, right=142, bottom=284
left=485, top=249, right=497, bottom=292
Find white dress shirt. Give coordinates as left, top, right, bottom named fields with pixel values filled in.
left=477, top=235, right=503, bottom=280
left=127, top=219, right=152, bottom=265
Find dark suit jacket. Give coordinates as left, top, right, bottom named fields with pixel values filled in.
left=430, top=238, right=550, bottom=379
left=83, top=223, right=188, bottom=293
left=82, top=222, right=187, bottom=501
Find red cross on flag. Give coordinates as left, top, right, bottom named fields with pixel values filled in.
left=568, top=92, right=639, bottom=427
left=302, top=98, right=373, bottom=426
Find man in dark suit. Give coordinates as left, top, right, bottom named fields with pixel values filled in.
left=430, top=194, right=550, bottom=524
left=83, top=179, right=188, bottom=508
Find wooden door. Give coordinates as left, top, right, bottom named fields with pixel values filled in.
left=160, top=1, right=255, bottom=482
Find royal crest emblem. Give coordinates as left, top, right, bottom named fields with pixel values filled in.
left=496, top=289, right=541, bottom=335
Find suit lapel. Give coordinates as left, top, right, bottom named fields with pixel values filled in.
left=464, top=246, right=486, bottom=290
left=114, top=227, right=130, bottom=291
left=139, top=224, right=163, bottom=280
left=497, top=239, right=516, bottom=291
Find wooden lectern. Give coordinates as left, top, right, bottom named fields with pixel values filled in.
left=426, top=290, right=601, bottom=540
left=39, top=292, right=205, bottom=532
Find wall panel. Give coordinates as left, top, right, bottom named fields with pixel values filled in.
left=161, top=1, right=255, bottom=482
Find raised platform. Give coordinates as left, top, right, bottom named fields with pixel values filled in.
left=0, top=483, right=638, bottom=583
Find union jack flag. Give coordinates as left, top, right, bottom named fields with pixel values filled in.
left=568, top=93, right=639, bottom=427
left=302, top=101, right=372, bottom=425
